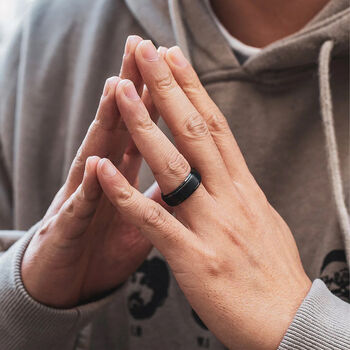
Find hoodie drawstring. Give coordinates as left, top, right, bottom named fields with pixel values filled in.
left=319, top=40, right=350, bottom=265
left=168, top=0, right=191, bottom=62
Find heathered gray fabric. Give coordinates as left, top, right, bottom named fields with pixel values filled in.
left=279, top=280, right=350, bottom=350
left=0, top=0, right=349, bottom=349
left=0, top=222, right=128, bottom=350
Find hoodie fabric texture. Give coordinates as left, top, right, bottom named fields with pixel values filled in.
left=0, top=0, right=349, bottom=349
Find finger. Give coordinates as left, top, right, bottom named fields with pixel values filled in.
left=96, top=158, right=193, bottom=258
left=157, top=46, right=168, bottom=58
left=117, top=36, right=160, bottom=151
left=142, top=84, right=159, bottom=122
left=118, top=84, right=160, bottom=186
left=115, top=79, right=210, bottom=209
left=120, top=35, right=144, bottom=94
left=55, top=156, right=102, bottom=240
left=165, top=46, right=253, bottom=183
left=135, top=40, right=232, bottom=195
left=66, top=77, right=126, bottom=194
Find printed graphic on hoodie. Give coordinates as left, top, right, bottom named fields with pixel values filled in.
left=320, top=250, right=349, bottom=302
left=128, top=257, right=170, bottom=320
left=127, top=256, right=224, bottom=348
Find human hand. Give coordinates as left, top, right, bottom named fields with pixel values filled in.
left=21, top=36, right=167, bottom=308
left=96, top=41, right=312, bottom=350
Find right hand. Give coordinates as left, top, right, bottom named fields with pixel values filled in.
left=21, top=36, right=168, bottom=308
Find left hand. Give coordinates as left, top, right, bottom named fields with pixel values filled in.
left=97, top=40, right=312, bottom=350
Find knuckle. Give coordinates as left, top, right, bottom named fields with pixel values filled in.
left=73, top=188, right=95, bottom=220
left=166, top=152, right=190, bottom=178
left=61, top=198, right=75, bottom=220
left=182, top=112, right=209, bottom=139
left=89, top=119, right=100, bottom=133
left=60, top=187, right=96, bottom=221
left=93, top=115, right=118, bottom=131
left=202, top=248, right=228, bottom=278
left=114, top=183, right=134, bottom=205
left=81, top=184, right=100, bottom=203
left=73, top=147, right=85, bottom=170
left=154, top=71, right=177, bottom=93
left=132, top=113, right=155, bottom=134
left=142, top=204, right=165, bottom=228
left=205, top=111, right=230, bottom=134
left=181, top=77, right=202, bottom=96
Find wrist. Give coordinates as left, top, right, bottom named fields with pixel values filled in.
left=259, top=276, right=312, bottom=350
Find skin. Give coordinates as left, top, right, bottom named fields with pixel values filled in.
left=210, top=0, right=330, bottom=47
left=22, top=36, right=170, bottom=307
left=20, top=4, right=323, bottom=344
left=94, top=41, right=311, bottom=350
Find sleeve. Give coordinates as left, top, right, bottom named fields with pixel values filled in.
left=278, top=279, right=350, bottom=350
left=0, top=221, right=125, bottom=350
left=0, top=20, right=22, bottom=230
left=0, top=11, right=123, bottom=350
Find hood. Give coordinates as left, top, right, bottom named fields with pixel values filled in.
left=124, top=0, right=349, bottom=78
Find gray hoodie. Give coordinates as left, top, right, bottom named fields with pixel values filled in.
left=0, top=0, right=349, bottom=349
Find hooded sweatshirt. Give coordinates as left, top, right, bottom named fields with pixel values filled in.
left=0, top=0, right=349, bottom=349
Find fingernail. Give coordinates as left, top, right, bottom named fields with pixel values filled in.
left=158, top=46, right=168, bottom=58
left=101, top=159, right=117, bottom=177
left=102, top=77, right=120, bottom=97
left=122, top=80, right=140, bottom=100
left=87, top=156, right=97, bottom=165
left=125, top=35, right=140, bottom=55
left=168, top=46, right=187, bottom=67
left=140, top=40, right=159, bottom=61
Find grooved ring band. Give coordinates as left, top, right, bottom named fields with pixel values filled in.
left=161, top=168, right=201, bottom=206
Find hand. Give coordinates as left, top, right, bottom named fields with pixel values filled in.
left=22, top=36, right=167, bottom=308
left=96, top=41, right=312, bottom=350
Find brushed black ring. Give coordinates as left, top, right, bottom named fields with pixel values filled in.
left=161, top=168, right=201, bottom=207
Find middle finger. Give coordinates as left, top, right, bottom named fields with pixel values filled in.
left=134, top=40, right=232, bottom=195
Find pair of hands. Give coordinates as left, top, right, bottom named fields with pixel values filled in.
left=22, top=36, right=311, bottom=350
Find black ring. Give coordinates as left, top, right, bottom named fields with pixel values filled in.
left=161, top=168, right=201, bottom=207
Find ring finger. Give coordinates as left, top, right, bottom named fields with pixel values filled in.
left=115, top=79, right=211, bottom=211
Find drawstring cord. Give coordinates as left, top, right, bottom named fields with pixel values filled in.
left=168, top=0, right=191, bottom=63
left=319, top=40, right=350, bottom=265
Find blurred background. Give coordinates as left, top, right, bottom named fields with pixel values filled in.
left=0, top=0, right=36, bottom=50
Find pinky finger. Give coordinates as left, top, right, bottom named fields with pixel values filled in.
left=96, top=158, right=191, bottom=257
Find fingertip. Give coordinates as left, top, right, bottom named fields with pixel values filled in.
left=166, top=46, right=188, bottom=68
left=135, top=40, right=158, bottom=62
left=86, top=156, right=100, bottom=171
left=81, top=157, right=102, bottom=199
left=158, top=46, right=168, bottom=58
left=115, top=78, right=128, bottom=97
left=116, top=79, right=140, bottom=103
left=102, top=76, right=121, bottom=98
left=125, top=35, right=143, bottom=55
left=82, top=157, right=97, bottom=184
left=98, top=158, right=118, bottom=178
